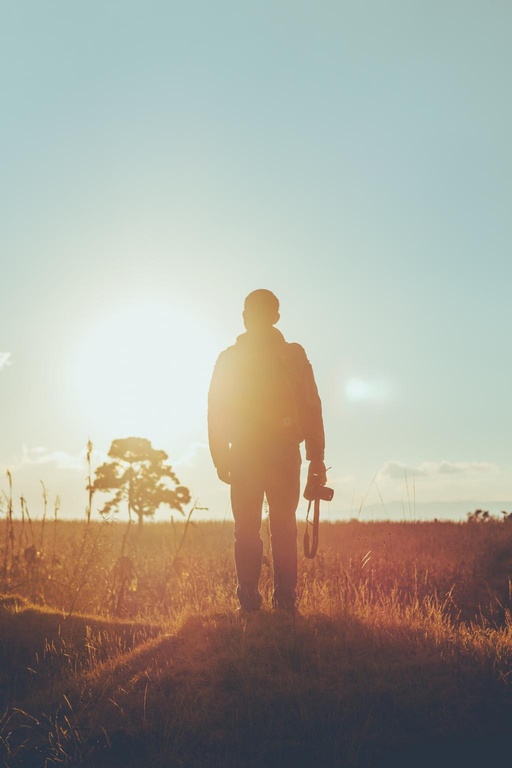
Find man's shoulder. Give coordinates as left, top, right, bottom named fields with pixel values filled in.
left=215, top=333, right=309, bottom=366
left=214, top=345, right=237, bottom=368
left=214, top=341, right=247, bottom=373
left=284, top=340, right=307, bottom=355
left=282, top=341, right=309, bottom=365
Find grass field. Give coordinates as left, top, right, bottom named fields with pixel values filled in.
left=2, top=516, right=512, bottom=766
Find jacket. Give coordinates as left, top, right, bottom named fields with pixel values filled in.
left=208, top=326, right=325, bottom=470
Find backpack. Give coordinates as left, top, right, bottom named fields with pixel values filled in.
left=228, top=342, right=304, bottom=447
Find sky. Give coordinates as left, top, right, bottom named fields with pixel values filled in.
left=1, top=0, right=511, bottom=522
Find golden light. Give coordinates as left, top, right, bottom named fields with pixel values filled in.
left=72, top=302, right=217, bottom=446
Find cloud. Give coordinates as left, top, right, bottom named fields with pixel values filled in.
left=175, top=442, right=210, bottom=468
left=0, top=352, right=12, bottom=370
left=378, top=460, right=500, bottom=481
left=21, top=446, right=85, bottom=471
left=434, top=461, right=499, bottom=475
left=16, top=445, right=108, bottom=472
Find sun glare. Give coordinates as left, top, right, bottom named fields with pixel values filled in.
left=73, top=303, right=217, bottom=446
left=345, top=378, right=392, bottom=403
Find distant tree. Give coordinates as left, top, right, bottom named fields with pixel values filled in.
left=93, top=437, right=191, bottom=527
left=467, top=509, right=491, bottom=523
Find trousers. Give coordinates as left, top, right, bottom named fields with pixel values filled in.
left=230, top=442, right=301, bottom=610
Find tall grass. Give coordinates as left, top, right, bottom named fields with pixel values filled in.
left=2, top=516, right=512, bottom=766
left=3, top=517, right=512, bottom=623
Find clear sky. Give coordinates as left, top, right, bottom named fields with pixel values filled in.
left=1, top=1, right=510, bottom=521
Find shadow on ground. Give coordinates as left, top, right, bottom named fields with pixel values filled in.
left=2, top=605, right=512, bottom=767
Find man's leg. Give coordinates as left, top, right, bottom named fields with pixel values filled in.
left=265, top=445, right=301, bottom=610
left=230, top=453, right=265, bottom=611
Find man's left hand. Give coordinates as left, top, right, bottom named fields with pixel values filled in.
left=308, top=459, right=327, bottom=485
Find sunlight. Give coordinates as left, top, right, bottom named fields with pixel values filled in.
left=345, top=378, right=373, bottom=401
left=73, top=302, right=217, bottom=446
left=345, top=377, right=392, bottom=403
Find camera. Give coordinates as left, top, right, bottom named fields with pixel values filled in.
left=304, top=474, right=334, bottom=502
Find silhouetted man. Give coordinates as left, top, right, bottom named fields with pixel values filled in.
left=208, top=289, right=326, bottom=612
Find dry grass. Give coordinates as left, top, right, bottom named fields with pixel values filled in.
left=2, top=518, right=512, bottom=766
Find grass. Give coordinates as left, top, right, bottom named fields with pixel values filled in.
left=2, top=518, right=512, bottom=766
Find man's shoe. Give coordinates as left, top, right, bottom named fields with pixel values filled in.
left=272, top=589, right=296, bottom=612
left=272, top=598, right=296, bottom=614
left=237, top=588, right=262, bottom=613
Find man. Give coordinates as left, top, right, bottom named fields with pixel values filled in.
left=208, top=289, right=326, bottom=613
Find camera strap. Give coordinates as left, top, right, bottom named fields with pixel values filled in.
left=303, top=496, right=320, bottom=559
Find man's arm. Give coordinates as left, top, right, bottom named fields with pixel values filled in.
left=300, top=354, right=327, bottom=485
left=207, top=353, right=232, bottom=484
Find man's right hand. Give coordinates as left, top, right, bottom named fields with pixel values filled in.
left=217, top=466, right=231, bottom=484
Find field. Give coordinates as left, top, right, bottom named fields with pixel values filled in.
left=2, top=515, right=512, bottom=766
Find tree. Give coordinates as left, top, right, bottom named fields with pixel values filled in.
left=467, top=508, right=491, bottom=523
left=93, top=437, right=191, bottom=527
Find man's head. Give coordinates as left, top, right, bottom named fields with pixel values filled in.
left=243, top=289, right=280, bottom=330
